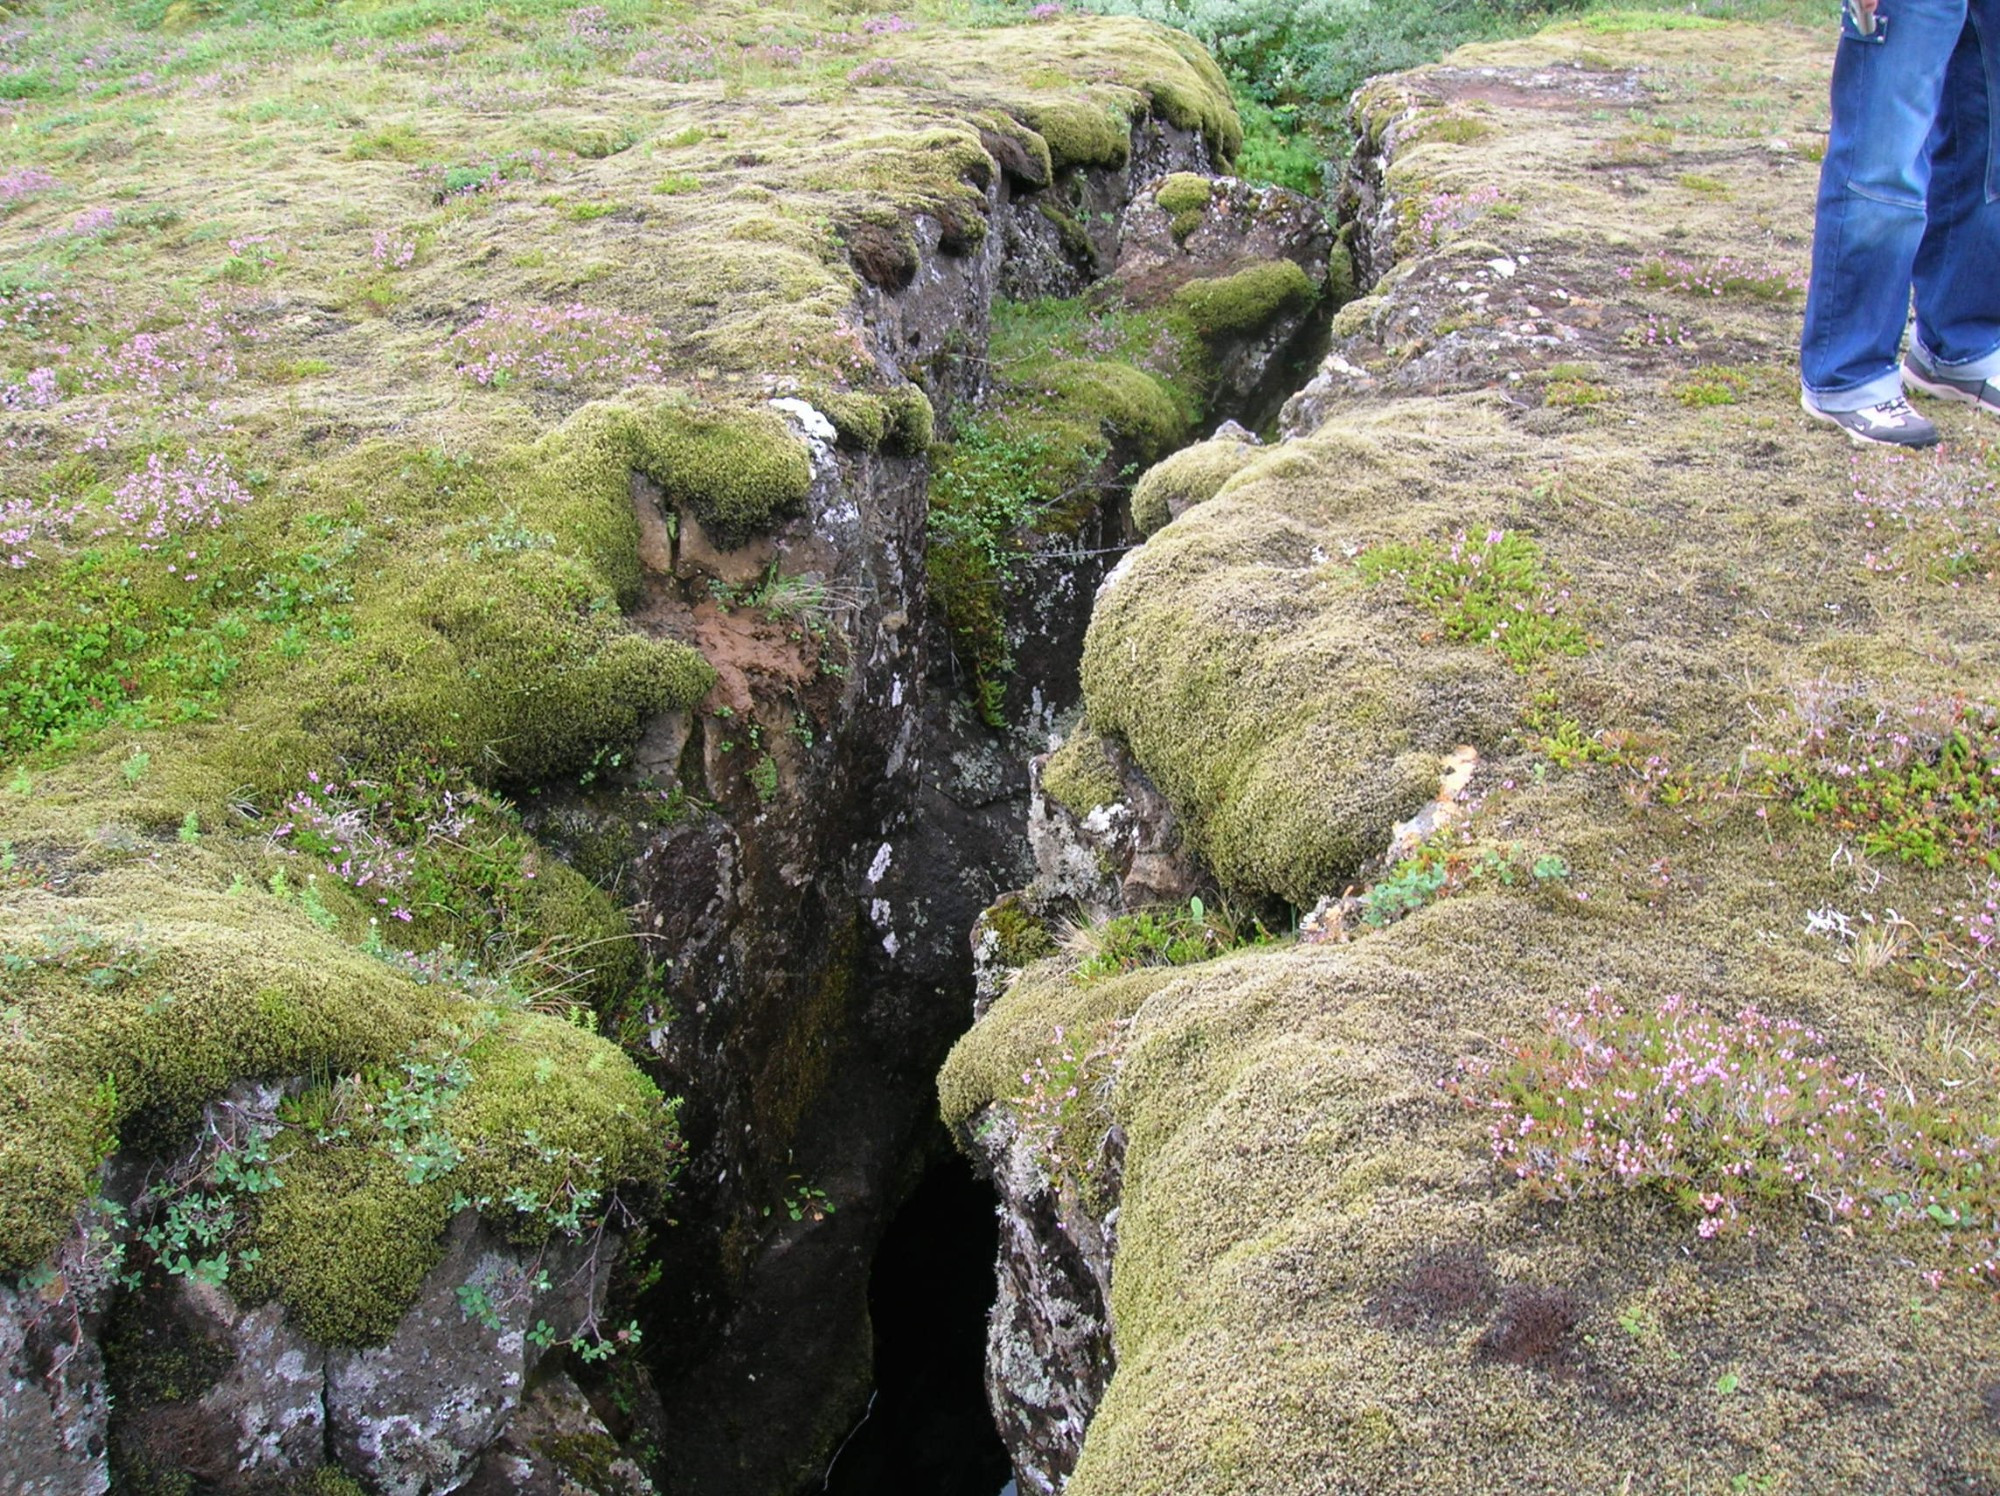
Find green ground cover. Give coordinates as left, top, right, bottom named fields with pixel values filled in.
left=0, top=0, right=1237, bottom=1342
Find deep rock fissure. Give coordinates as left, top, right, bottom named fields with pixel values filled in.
left=619, top=111, right=1343, bottom=1496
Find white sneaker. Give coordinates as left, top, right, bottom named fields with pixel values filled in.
left=1800, top=391, right=1940, bottom=448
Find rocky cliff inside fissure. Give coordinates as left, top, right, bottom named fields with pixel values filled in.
left=0, top=44, right=1338, bottom=1491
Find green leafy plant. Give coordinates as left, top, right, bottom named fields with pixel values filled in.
left=1357, top=528, right=1591, bottom=670
left=1758, top=697, right=2000, bottom=871
left=1066, top=895, right=1276, bottom=981
left=1361, top=837, right=1572, bottom=928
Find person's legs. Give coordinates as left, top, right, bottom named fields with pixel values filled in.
left=1801, top=0, right=1969, bottom=412
left=1909, top=0, right=2000, bottom=386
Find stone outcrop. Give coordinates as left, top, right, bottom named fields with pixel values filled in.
left=614, top=108, right=1333, bottom=1495
left=93, top=1207, right=616, bottom=1494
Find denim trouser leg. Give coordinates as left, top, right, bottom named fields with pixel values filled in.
left=1912, top=4, right=2000, bottom=379
left=1800, top=0, right=1990, bottom=410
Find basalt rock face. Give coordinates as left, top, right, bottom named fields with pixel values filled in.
left=614, top=119, right=1238, bottom=1496
left=954, top=730, right=1188, bottom=1493
left=95, top=1206, right=618, bottom=1495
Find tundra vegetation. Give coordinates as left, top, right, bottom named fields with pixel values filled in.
left=0, top=0, right=1239, bottom=1412
left=946, top=14, right=2000, bottom=1493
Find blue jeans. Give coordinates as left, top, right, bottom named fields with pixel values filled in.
left=1800, top=0, right=2000, bottom=410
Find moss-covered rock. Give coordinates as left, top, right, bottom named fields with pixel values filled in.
left=957, top=18, right=2000, bottom=1493
left=630, top=403, right=814, bottom=550
left=1155, top=172, right=1214, bottom=243
left=1172, top=259, right=1318, bottom=341
left=1128, top=437, right=1267, bottom=536
left=1042, top=727, right=1127, bottom=819
left=0, top=857, right=674, bottom=1342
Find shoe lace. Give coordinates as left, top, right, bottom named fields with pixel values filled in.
left=1874, top=396, right=1920, bottom=420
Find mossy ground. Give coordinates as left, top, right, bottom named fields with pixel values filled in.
left=0, top=0, right=1237, bottom=1337
left=947, top=18, right=2000, bottom=1491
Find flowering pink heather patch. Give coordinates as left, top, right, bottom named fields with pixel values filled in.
left=1028, top=3, right=1066, bottom=19
left=0, top=492, right=87, bottom=569
left=79, top=297, right=265, bottom=398
left=1847, top=446, right=2000, bottom=583
left=566, top=5, right=623, bottom=48
left=0, top=366, right=60, bottom=410
left=1455, top=990, right=2000, bottom=1283
left=1619, top=251, right=1807, bottom=298
left=371, top=230, right=417, bottom=270
left=102, top=448, right=252, bottom=554
left=1417, top=185, right=1502, bottom=248
left=0, top=167, right=57, bottom=201
left=66, top=206, right=117, bottom=238
left=450, top=302, right=671, bottom=390
left=628, top=30, right=721, bottom=81
left=269, top=770, right=475, bottom=921
left=863, top=13, right=917, bottom=33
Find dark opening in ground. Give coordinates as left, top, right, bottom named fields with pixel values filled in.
left=820, top=1151, right=1012, bottom=1496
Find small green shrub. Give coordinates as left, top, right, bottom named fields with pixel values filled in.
left=1360, top=836, right=1571, bottom=927
left=1068, top=896, right=1275, bottom=981
left=1356, top=528, right=1591, bottom=670
left=1671, top=365, right=1755, bottom=407
left=1758, top=698, right=2000, bottom=872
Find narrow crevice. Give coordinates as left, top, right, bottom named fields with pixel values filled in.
left=817, top=1151, right=1011, bottom=1496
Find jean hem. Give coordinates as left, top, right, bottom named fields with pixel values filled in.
left=1914, top=333, right=2000, bottom=381
left=1802, top=370, right=1908, bottom=412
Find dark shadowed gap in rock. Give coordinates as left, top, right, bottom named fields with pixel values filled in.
left=818, top=1151, right=1010, bottom=1496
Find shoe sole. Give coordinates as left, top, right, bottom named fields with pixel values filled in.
left=1903, top=363, right=2000, bottom=415
left=1799, top=392, right=1940, bottom=448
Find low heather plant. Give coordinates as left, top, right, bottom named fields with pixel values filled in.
left=565, top=5, right=624, bottom=49
left=1357, top=528, right=1590, bottom=670
left=65, top=205, right=116, bottom=239
left=627, top=31, right=721, bottom=80
left=370, top=230, right=417, bottom=270
left=0, top=366, right=59, bottom=410
left=0, top=167, right=57, bottom=202
left=451, top=302, right=671, bottom=390
left=0, top=491, right=86, bottom=569
left=101, top=448, right=252, bottom=557
left=269, top=769, right=475, bottom=921
left=1848, top=446, right=1999, bottom=585
left=1415, top=185, right=1501, bottom=248
left=1619, top=251, right=1807, bottom=300
left=1456, top=991, right=2000, bottom=1285
left=1013, top=1020, right=1126, bottom=1193
left=415, top=150, right=563, bottom=204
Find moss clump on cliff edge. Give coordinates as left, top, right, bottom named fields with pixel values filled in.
left=1129, top=436, right=1267, bottom=536
left=928, top=296, right=1203, bottom=725
left=0, top=854, right=674, bottom=1340
left=1172, top=259, right=1319, bottom=340
left=246, top=1010, right=673, bottom=1343
left=1042, top=725, right=1127, bottom=819
left=630, top=402, right=815, bottom=549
